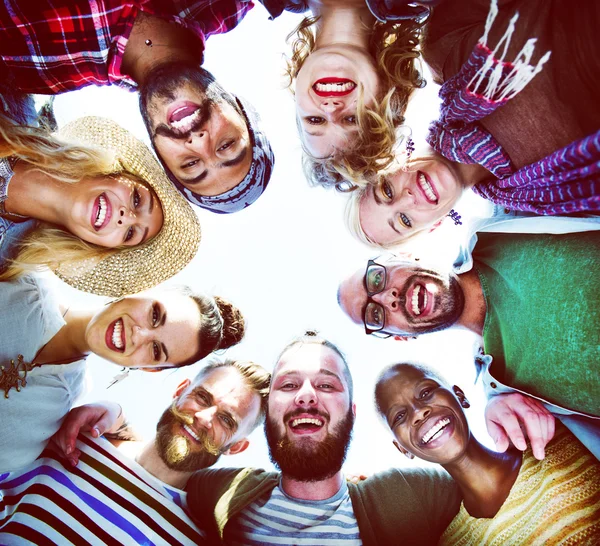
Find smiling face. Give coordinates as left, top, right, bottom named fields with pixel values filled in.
left=155, top=366, right=261, bottom=471
left=85, top=292, right=202, bottom=368
left=359, top=155, right=465, bottom=244
left=265, top=343, right=355, bottom=481
left=338, top=259, right=465, bottom=336
left=295, top=45, right=381, bottom=158
left=67, top=174, right=163, bottom=248
left=375, top=365, right=470, bottom=464
left=141, top=65, right=252, bottom=197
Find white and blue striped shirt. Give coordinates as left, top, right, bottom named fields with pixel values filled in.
left=227, top=480, right=362, bottom=545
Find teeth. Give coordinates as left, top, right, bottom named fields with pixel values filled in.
left=170, top=108, right=201, bottom=130
left=291, top=417, right=324, bottom=428
left=411, top=285, right=427, bottom=316
left=418, top=173, right=437, bottom=203
left=315, top=82, right=355, bottom=93
left=112, top=318, right=123, bottom=350
left=183, top=424, right=200, bottom=442
left=95, top=195, right=106, bottom=228
left=422, top=418, right=450, bottom=444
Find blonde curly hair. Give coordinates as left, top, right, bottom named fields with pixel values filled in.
left=0, top=115, right=145, bottom=281
left=285, top=15, right=426, bottom=190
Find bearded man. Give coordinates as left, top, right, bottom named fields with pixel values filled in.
left=0, top=359, right=269, bottom=544
left=186, top=332, right=461, bottom=546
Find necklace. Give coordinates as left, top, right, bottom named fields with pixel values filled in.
left=0, top=354, right=37, bottom=399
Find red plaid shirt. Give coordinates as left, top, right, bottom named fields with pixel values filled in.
left=0, top=0, right=253, bottom=93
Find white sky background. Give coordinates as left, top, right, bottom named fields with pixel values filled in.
left=51, top=6, right=494, bottom=474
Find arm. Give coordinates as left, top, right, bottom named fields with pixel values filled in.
left=485, top=392, right=555, bottom=460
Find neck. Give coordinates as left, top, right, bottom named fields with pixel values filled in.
left=455, top=162, right=493, bottom=190
left=121, top=12, right=199, bottom=86
left=442, top=437, right=522, bottom=518
left=5, top=162, right=77, bottom=226
left=280, top=470, right=344, bottom=501
left=35, top=308, right=93, bottom=365
left=455, top=269, right=486, bottom=335
left=310, top=2, right=375, bottom=52
left=135, top=437, right=192, bottom=489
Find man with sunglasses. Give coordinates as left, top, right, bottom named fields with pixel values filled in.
left=338, top=231, right=600, bottom=460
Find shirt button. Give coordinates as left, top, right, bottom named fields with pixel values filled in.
left=490, top=382, right=497, bottom=388
left=503, top=208, right=510, bottom=214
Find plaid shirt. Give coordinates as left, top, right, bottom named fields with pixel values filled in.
left=0, top=0, right=253, bottom=94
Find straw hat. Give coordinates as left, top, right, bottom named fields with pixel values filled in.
left=54, top=116, right=201, bottom=297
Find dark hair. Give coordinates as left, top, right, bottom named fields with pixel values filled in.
left=374, top=362, right=448, bottom=417
left=195, top=359, right=271, bottom=429
left=276, top=330, right=354, bottom=401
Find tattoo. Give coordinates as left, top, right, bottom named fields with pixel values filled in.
left=104, top=420, right=142, bottom=442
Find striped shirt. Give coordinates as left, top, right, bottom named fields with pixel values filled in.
left=0, top=434, right=207, bottom=545
left=227, top=480, right=362, bottom=545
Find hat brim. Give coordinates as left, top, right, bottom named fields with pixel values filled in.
left=54, top=116, right=201, bottom=296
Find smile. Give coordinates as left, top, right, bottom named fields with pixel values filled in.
left=92, top=193, right=111, bottom=230
left=421, top=417, right=451, bottom=444
left=183, top=423, right=200, bottom=443
left=411, top=284, right=427, bottom=316
left=313, top=78, right=356, bottom=97
left=289, top=415, right=325, bottom=434
left=417, top=172, right=439, bottom=204
left=106, top=318, right=125, bottom=353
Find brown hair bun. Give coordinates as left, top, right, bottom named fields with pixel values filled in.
left=214, top=295, right=246, bottom=350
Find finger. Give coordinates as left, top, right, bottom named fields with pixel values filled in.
left=67, top=448, right=82, bottom=467
left=90, top=411, right=114, bottom=437
left=498, top=411, right=528, bottom=451
left=485, top=419, right=510, bottom=452
left=520, top=409, right=545, bottom=459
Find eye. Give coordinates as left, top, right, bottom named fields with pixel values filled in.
left=152, top=341, right=161, bottom=361
left=197, top=391, right=210, bottom=404
left=217, top=140, right=234, bottom=152
left=152, top=303, right=160, bottom=327
left=318, top=383, right=334, bottom=390
left=380, top=180, right=393, bottom=200
left=280, top=382, right=297, bottom=391
left=124, top=226, right=135, bottom=243
left=133, top=188, right=141, bottom=209
left=398, top=213, right=412, bottom=228
left=344, top=115, right=357, bottom=124
left=420, top=387, right=433, bottom=399
left=220, top=414, right=235, bottom=429
left=392, top=410, right=406, bottom=426
left=182, top=159, right=199, bottom=169
left=305, top=116, right=325, bottom=125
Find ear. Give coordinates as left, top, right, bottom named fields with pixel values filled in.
left=393, top=335, right=418, bottom=342
left=393, top=440, right=414, bottom=459
left=223, top=438, right=249, bottom=456
left=428, top=219, right=445, bottom=233
left=351, top=402, right=357, bottom=418
left=174, top=378, right=191, bottom=398
left=453, top=385, right=470, bottom=408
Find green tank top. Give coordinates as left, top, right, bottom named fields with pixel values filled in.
left=474, top=232, right=600, bottom=416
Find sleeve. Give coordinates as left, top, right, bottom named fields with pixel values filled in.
left=353, top=466, right=461, bottom=546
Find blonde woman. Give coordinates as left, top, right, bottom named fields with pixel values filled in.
left=282, top=0, right=424, bottom=190
left=0, top=116, right=200, bottom=296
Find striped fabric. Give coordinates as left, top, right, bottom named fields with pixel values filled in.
left=427, top=15, right=600, bottom=215
left=0, top=434, right=207, bottom=545
left=439, top=425, right=600, bottom=545
left=227, top=481, right=362, bottom=545
left=0, top=0, right=253, bottom=93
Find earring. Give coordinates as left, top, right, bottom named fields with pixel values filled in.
left=461, top=399, right=471, bottom=408
left=401, top=137, right=415, bottom=172
left=107, top=367, right=131, bottom=389
left=447, top=209, right=463, bottom=226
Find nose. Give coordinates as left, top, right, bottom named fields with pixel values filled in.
left=319, top=98, right=344, bottom=114
left=397, top=187, right=416, bottom=207
left=411, top=404, right=431, bottom=426
left=185, top=131, right=210, bottom=156
left=131, top=324, right=151, bottom=346
left=295, top=379, right=317, bottom=407
left=117, top=206, right=137, bottom=226
left=372, top=287, right=401, bottom=310
left=195, top=406, right=217, bottom=430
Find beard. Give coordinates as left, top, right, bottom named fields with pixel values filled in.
left=265, top=407, right=354, bottom=482
left=155, top=402, right=222, bottom=472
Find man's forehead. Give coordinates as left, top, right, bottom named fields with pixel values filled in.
left=274, top=344, right=346, bottom=383
left=192, top=366, right=246, bottom=397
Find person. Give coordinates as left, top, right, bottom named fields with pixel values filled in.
left=374, top=363, right=600, bottom=544
left=0, top=359, right=271, bottom=544
left=345, top=0, right=600, bottom=241
left=0, top=116, right=201, bottom=296
left=0, top=0, right=275, bottom=213
left=337, top=231, right=600, bottom=458
left=0, top=272, right=245, bottom=472
left=186, top=332, right=461, bottom=545
left=281, top=0, right=424, bottom=189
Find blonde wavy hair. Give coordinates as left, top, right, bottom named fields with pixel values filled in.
left=285, top=15, right=426, bottom=190
left=0, top=115, right=137, bottom=281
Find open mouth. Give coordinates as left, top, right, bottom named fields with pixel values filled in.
left=289, top=415, right=325, bottom=434
left=167, top=101, right=202, bottom=132
left=182, top=423, right=200, bottom=443
left=105, top=317, right=125, bottom=353
left=312, top=78, right=356, bottom=97
left=420, top=417, right=452, bottom=445
left=417, top=171, right=439, bottom=205
left=92, top=193, right=111, bottom=231
left=408, top=283, right=432, bottom=317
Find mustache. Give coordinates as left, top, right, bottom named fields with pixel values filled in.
left=168, top=402, right=221, bottom=456
left=153, top=101, right=212, bottom=140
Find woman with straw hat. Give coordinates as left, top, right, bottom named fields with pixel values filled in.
left=0, top=272, right=245, bottom=473
left=0, top=115, right=201, bottom=296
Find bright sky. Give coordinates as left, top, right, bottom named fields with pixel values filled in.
left=52, top=6, right=494, bottom=474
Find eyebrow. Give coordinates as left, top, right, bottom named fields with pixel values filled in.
left=372, top=185, right=383, bottom=206
left=277, top=368, right=343, bottom=382
left=162, top=342, right=169, bottom=362
left=194, top=387, right=239, bottom=431
left=148, top=191, right=154, bottom=214
left=306, top=131, right=323, bottom=137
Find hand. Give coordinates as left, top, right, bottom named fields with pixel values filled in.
left=52, top=402, right=122, bottom=466
left=345, top=473, right=369, bottom=484
left=485, top=393, right=555, bottom=460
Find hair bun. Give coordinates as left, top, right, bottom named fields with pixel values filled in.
left=214, top=296, right=245, bottom=349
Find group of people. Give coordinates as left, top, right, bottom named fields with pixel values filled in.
left=1, top=0, right=599, bottom=544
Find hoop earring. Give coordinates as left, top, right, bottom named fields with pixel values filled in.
left=447, top=209, right=462, bottom=226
